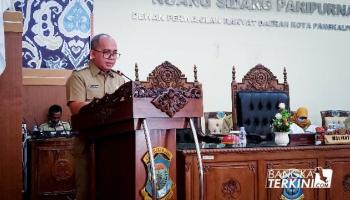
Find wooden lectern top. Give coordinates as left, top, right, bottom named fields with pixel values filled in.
left=72, top=61, right=203, bottom=133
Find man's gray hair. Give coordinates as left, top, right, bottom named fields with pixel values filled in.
left=90, top=33, right=112, bottom=50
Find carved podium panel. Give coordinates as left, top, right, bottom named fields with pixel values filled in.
left=72, top=61, right=203, bottom=200
left=30, top=138, right=76, bottom=200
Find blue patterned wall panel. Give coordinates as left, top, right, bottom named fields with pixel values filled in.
left=14, top=0, right=93, bottom=70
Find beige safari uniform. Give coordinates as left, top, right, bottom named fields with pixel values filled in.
left=39, top=121, right=71, bottom=132
left=66, top=61, right=125, bottom=200
left=66, top=61, right=124, bottom=103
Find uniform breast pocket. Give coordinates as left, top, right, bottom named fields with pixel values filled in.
left=86, top=87, right=103, bottom=101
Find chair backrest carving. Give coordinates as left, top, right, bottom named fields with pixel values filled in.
left=231, top=64, right=289, bottom=140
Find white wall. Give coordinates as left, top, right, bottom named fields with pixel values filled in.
left=94, top=0, right=350, bottom=125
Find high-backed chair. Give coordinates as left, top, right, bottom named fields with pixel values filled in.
left=320, top=110, right=350, bottom=129
left=231, top=64, right=289, bottom=141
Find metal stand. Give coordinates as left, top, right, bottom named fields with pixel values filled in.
left=189, top=118, right=204, bottom=200
left=22, top=123, right=29, bottom=193
left=142, top=119, right=157, bottom=200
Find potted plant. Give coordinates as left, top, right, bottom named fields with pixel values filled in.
left=272, top=103, right=292, bottom=146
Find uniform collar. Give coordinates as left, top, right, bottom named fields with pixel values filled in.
left=90, top=61, right=115, bottom=78
left=48, top=120, right=63, bottom=128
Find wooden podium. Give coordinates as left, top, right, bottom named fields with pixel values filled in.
left=72, top=61, right=203, bottom=200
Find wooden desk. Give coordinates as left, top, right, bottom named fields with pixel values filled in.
left=177, top=145, right=350, bottom=200
left=30, top=138, right=75, bottom=200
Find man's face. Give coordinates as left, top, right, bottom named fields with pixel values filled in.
left=48, top=112, right=62, bottom=127
left=90, top=36, right=118, bottom=71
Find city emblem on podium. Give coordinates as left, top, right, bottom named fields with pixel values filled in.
left=141, top=147, right=174, bottom=200
left=280, top=170, right=305, bottom=200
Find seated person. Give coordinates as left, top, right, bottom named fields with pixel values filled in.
left=222, top=114, right=233, bottom=134
left=39, top=104, right=71, bottom=132
left=344, top=116, right=350, bottom=128
left=290, top=107, right=317, bottom=133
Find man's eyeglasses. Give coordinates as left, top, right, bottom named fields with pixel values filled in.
left=93, top=49, right=121, bottom=59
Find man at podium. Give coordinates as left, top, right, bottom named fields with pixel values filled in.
left=66, top=33, right=125, bottom=200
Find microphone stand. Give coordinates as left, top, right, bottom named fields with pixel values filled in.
left=22, top=118, right=30, bottom=195
left=61, top=121, right=70, bottom=136
left=116, top=70, right=133, bottom=81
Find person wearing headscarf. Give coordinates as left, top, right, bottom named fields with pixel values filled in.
left=290, top=107, right=317, bottom=133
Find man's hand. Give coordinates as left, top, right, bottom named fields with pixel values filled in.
left=68, top=101, right=89, bottom=115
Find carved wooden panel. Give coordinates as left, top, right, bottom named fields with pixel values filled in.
left=31, top=138, right=76, bottom=200
left=135, top=61, right=202, bottom=117
left=142, top=61, right=191, bottom=89
left=204, top=161, right=257, bottom=200
left=324, top=158, right=350, bottom=200
left=265, top=159, right=318, bottom=200
left=232, top=64, right=288, bottom=93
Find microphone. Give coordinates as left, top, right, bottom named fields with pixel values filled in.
left=116, top=70, right=133, bottom=81
left=60, top=121, right=69, bottom=136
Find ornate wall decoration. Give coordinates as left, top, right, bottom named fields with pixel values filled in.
left=14, top=0, right=93, bottom=69
left=221, top=178, right=241, bottom=199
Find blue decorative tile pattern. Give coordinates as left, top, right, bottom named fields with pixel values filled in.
left=14, top=0, right=93, bottom=69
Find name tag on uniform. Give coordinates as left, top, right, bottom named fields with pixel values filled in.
left=89, top=84, right=99, bottom=88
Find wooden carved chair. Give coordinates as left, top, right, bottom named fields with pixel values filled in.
left=231, top=64, right=289, bottom=141
left=320, top=110, right=350, bottom=129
